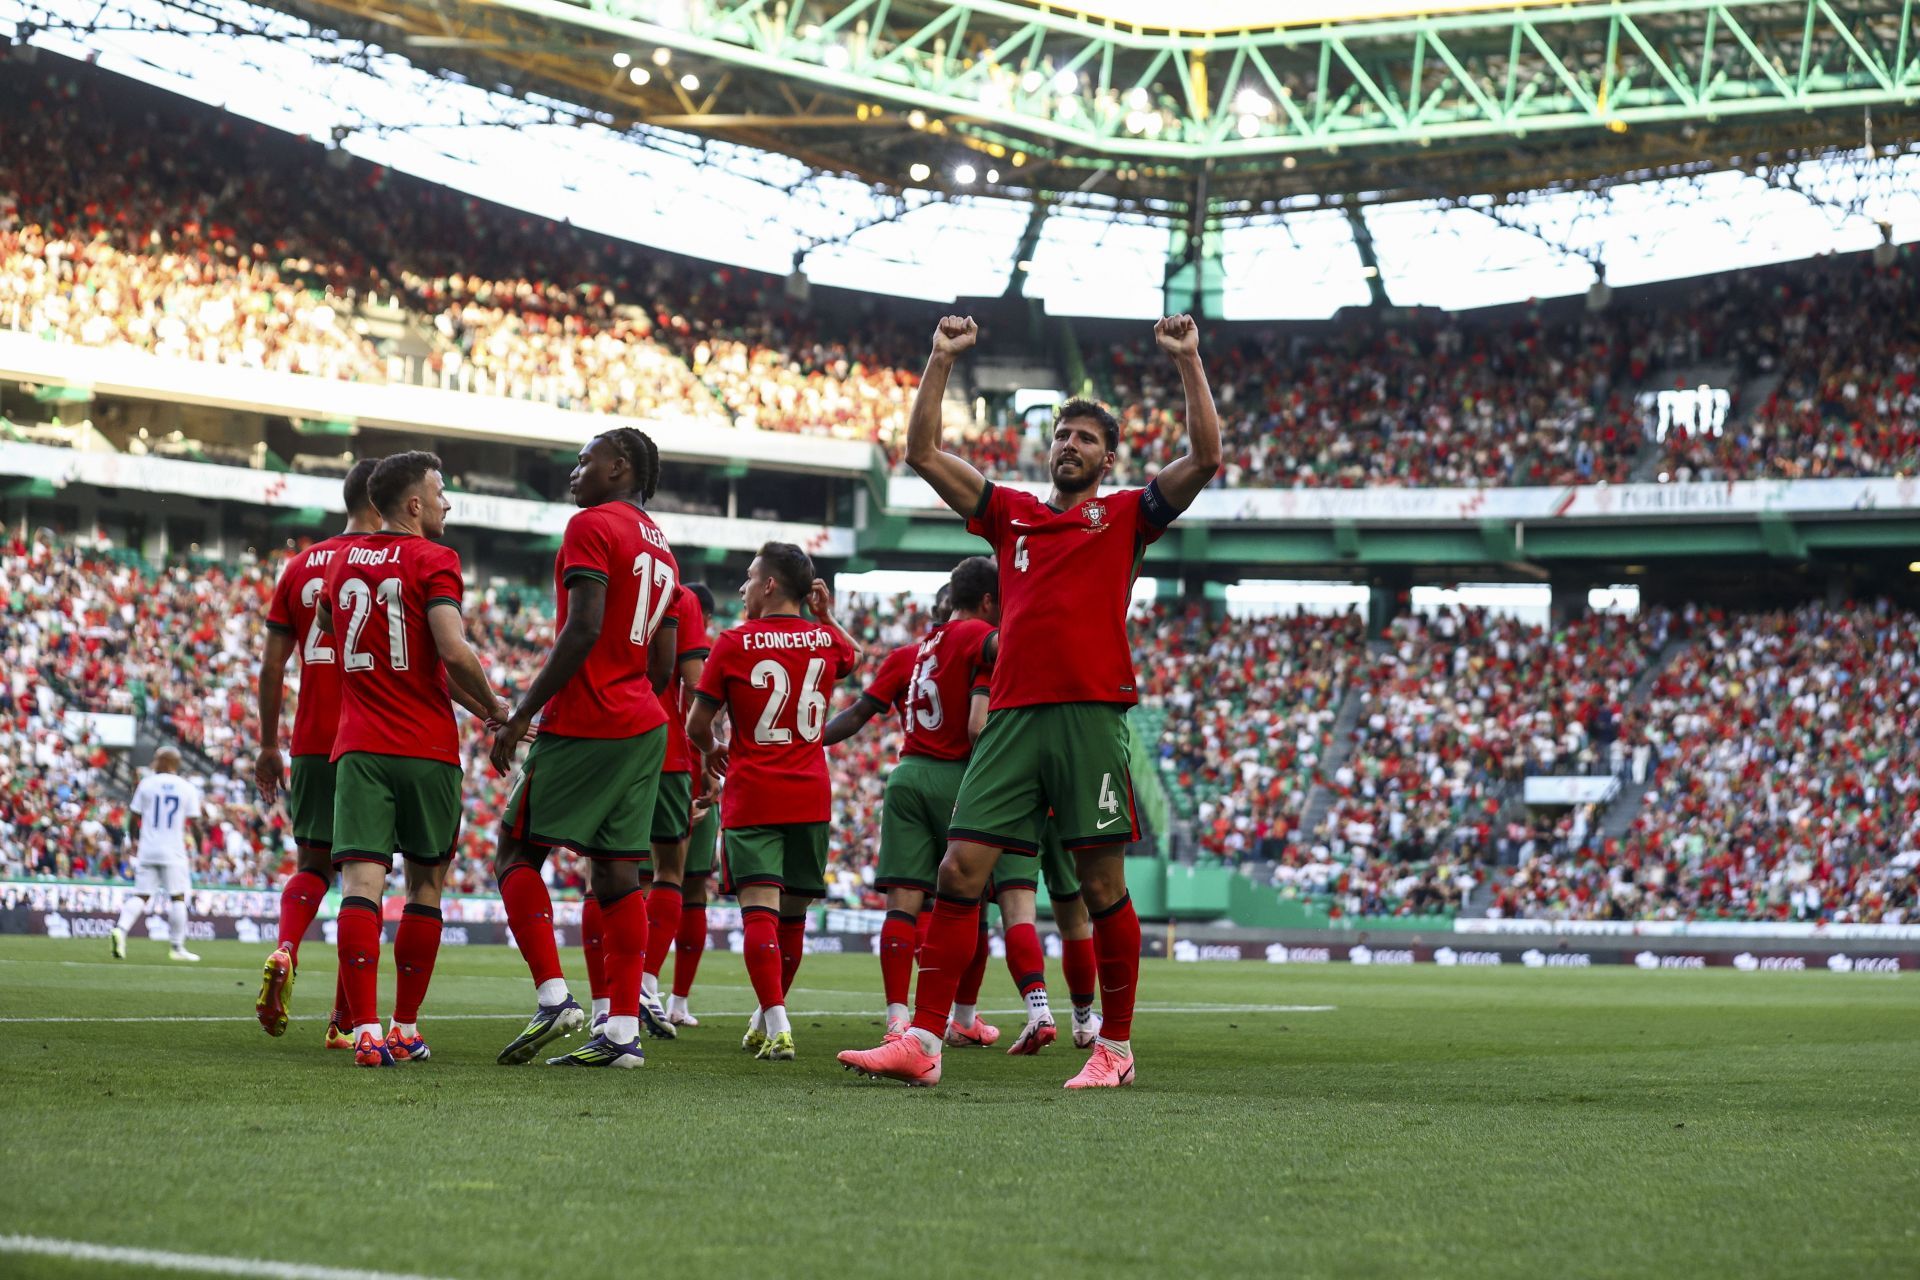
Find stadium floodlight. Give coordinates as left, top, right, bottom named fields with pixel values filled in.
left=1125, top=87, right=1150, bottom=111
left=986, top=169, right=1001, bottom=183
left=1233, top=89, right=1269, bottom=117
left=1237, top=115, right=1261, bottom=139
left=822, top=44, right=850, bottom=72
left=907, top=110, right=928, bottom=130
left=680, top=73, right=699, bottom=91
left=651, top=47, right=671, bottom=66
left=1021, top=70, right=1044, bottom=94
left=955, top=163, right=977, bottom=184
left=1125, top=111, right=1149, bottom=134
left=909, top=162, right=931, bottom=182
left=1053, top=70, right=1078, bottom=95
left=612, top=52, right=630, bottom=69
left=629, top=67, right=650, bottom=86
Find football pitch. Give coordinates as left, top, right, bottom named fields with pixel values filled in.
left=1, top=937, right=1914, bottom=1280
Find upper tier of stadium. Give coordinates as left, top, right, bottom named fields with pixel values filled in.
left=3, top=53, right=1915, bottom=505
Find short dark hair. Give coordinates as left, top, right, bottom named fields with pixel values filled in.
left=342, top=457, right=380, bottom=516
left=949, top=556, right=997, bottom=612
left=1056, top=398, right=1120, bottom=452
left=369, top=451, right=442, bottom=518
left=756, top=541, right=814, bottom=605
left=687, top=582, right=716, bottom=617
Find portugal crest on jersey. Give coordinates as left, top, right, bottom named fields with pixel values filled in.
left=1083, top=500, right=1106, bottom=527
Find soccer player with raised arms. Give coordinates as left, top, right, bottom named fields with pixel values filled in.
left=840, top=312, right=1220, bottom=1089
left=488, top=428, right=681, bottom=1069
left=253, top=456, right=381, bottom=1045
left=686, top=543, right=858, bottom=1063
left=324, top=451, right=507, bottom=1067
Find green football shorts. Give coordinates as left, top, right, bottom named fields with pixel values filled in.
left=992, top=820, right=1083, bottom=900
left=651, top=770, right=693, bottom=845
left=503, top=728, right=666, bottom=860
left=877, top=755, right=967, bottom=892
left=331, top=751, right=461, bottom=869
left=949, top=703, right=1139, bottom=852
left=287, top=754, right=336, bottom=852
left=685, top=801, right=719, bottom=879
left=722, top=823, right=829, bottom=899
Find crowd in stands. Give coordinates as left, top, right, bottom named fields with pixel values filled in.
left=4, top=535, right=1915, bottom=925
left=1488, top=601, right=1920, bottom=924
left=6, top=58, right=1919, bottom=491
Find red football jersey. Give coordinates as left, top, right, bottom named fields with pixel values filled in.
left=539, top=502, right=679, bottom=739
left=965, top=482, right=1174, bottom=710
left=325, top=532, right=464, bottom=766
left=661, top=585, right=711, bottom=774
left=263, top=532, right=357, bottom=758
left=863, top=618, right=995, bottom=762
left=693, top=615, right=857, bottom=828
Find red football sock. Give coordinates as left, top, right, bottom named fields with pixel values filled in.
left=1091, top=893, right=1141, bottom=1041
left=915, top=908, right=932, bottom=954
left=671, top=902, right=708, bottom=998
left=335, top=896, right=381, bottom=1029
left=580, top=895, right=607, bottom=1001
left=1003, top=921, right=1046, bottom=996
left=956, top=916, right=991, bottom=1005
left=331, top=968, right=349, bottom=1028
left=276, top=869, right=328, bottom=962
left=910, top=896, right=981, bottom=1038
left=391, top=903, right=442, bottom=1025
left=1063, top=934, right=1098, bottom=1009
left=878, top=910, right=917, bottom=1008
left=601, top=888, right=648, bottom=1020
left=498, top=863, right=563, bottom=988
left=778, top=915, right=806, bottom=1000
left=644, top=882, right=683, bottom=979
left=741, top=906, right=785, bottom=1011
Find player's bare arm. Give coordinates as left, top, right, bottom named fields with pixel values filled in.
left=686, top=696, right=722, bottom=759
left=647, top=620, right=676, bottom=694
left=487, top=578, right=604, bottom=774
left=1143, top=314, right=1222, bottom=512
left=427, top=602, right=506, bottom=734
left=905, top=316, right=988, bottom=518
left=255, top=628, right=293, bottom=803
left=807, top=579, right=859, bottom=655
left=967, top=689, right=989, bottom=744
left=823, top=694, right=887, bottom=746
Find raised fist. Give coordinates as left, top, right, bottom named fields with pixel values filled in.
left=932, top=315, right=978, bottom=358
left=1155, top=313, right=1199, bottom=357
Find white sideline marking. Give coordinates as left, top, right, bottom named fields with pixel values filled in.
left=0, top=1234, right=458, bottom=1280
left=0, top=1003, right=1334, bottom=1025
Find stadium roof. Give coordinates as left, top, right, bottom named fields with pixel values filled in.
left=266, top=0, right=1918, bottom=215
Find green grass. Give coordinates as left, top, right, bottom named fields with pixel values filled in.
left=1, top=936, right=1916, bottom=1280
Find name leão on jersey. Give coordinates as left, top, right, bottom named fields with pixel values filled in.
left=742, top=628, right=838, bottom=652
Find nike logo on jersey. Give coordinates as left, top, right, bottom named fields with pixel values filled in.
left=1010, top=519, right=1037, bottom=528
left=1096, top=815, right=1125, bottom=830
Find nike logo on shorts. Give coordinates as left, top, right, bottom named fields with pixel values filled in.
left=1097, top=815, right=1124, bottom=830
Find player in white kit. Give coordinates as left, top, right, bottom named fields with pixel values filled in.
left=110, top=747, right=206, bottom=962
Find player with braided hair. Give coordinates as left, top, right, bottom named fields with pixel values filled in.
left=489, top=429, right=685, bottom=1068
